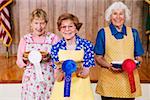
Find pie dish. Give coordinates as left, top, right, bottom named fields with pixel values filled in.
left=111, top=60, right=140, bottom=69
left=23, top=51, right=49, bottom=58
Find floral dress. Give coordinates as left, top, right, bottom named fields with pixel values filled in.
left=19, top=33, right=58, bottom=100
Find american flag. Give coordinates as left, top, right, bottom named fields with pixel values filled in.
left=0, top=0, right=12, bottom=47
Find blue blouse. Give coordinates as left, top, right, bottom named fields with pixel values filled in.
left=51, top=35, right=95, bottom=68
left=94, top=23, right=144, bottom=57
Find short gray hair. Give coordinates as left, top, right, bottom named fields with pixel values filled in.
left=105, top=1, right=131, bottom=22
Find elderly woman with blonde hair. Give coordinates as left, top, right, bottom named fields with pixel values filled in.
left=94, top=1, right=144, bottom=100
left=16, top=9, right=59, bottom=99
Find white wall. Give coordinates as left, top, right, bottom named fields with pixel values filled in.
left=0, top=83, right=149, bottom=100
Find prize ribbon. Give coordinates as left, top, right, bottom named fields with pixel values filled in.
left=62, top=60, right=77, bottom=97
left=122, top=59, right=136, bottom=93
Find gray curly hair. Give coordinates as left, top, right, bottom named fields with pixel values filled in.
left=105, top=1, right=131, bottom=22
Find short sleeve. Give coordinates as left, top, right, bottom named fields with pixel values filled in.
left=52, top=34, right=60, bottom=45
left=94, top=28, right=105, bottom=55
left=83, top=41, right=95, bottom=67
left=51, top=43, right=60, bottom=69
left=16, top=38, right=27, bottom=68
left=132, top=28, right=144, bottom=57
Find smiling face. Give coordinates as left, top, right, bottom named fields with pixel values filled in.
left=31, top=17, right=47, bottom=36
left=60, top=19, right=77, bottom=40
left=111, top=9, right=125, bottom=29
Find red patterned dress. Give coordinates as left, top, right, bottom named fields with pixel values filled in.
left=16, top=32, right=59, bottom=100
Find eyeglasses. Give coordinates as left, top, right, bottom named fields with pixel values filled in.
left=60, top=25, right=75, bottom=30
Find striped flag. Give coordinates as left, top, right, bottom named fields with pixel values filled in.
left=0, top=0, right=13, bottom=47
left=146, top=11, right=150, bottom=34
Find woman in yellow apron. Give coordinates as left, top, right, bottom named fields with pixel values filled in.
left=94, top=1, right=144, bottom=100
left=50, top=13, right=95, bottom=100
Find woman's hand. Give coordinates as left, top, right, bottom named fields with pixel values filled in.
left=42, top=55, right=50, bottom=62
left=76, top=67, right=83, bottom=77
left=76, top=67, right=89, bottom=78
left=41, top=52, right=51, bottom=62
left=22, top=56, right=29, bottom=65
left=55, top=69, right=64, bottom=82
left=110, top=67, right=123, bottom=73
left=135, top=56, right=143, bottom=67
left=23, top=56, right=28, bottom=61
left=103, top=63, right=123, bottom=73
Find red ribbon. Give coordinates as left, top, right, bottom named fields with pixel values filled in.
left=122, top=59, right=136, bottom=93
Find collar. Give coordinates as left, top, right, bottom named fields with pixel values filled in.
left=61, top=34, right=82, bottom=50
left=109, top=23, right=127, bottom=35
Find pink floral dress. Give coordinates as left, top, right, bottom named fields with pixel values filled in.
left=17, top=32, right=59, bottom=100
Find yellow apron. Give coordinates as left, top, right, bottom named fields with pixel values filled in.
left=50, top=50, right=94, bottom=100
left=50, top=75, right=94, bottom=100
left=96, top=27, right=142, bottom=98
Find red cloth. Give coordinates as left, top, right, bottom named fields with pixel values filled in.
left=122, top=59, right=136, bottom=93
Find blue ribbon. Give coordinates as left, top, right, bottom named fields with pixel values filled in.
left=62, top=60, right=77, bottom=97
